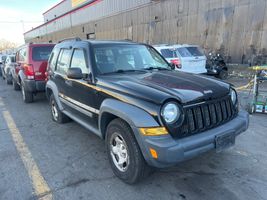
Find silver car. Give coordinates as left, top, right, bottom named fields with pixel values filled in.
left=1, top=55, right=16, bottom=84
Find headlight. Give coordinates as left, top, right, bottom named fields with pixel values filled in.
left=230, top=88, right=237, bottom=105
left=161, top=102, right=181, bottom=124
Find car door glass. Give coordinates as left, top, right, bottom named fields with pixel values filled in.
left=70, top=49, right=88, bottom=74
left=56, top=49, right=72, bottom=75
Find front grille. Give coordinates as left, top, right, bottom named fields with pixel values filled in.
left=178, top=96, right=237, bottom=138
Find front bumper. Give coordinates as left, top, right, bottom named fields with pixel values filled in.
left=23, top=79, right=46, bottom=93
left=134, top=110, right=249, bottom=168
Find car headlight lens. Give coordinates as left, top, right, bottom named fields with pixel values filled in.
left=230, top=88, right=237, bottom=105
left=161, top=102, right=180, bottom=124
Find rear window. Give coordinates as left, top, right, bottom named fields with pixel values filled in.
left=32, top=46, right=54, bottom=61
left=177, top=47, right=204, bottom=57
left=160, top=49, right=178, bottom=58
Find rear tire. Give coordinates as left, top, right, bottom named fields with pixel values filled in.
left=21, top=84, right=33, bottom=103
left=50, top=94, right=71, bottom=123
left=13, top=78, right=20, bottom=91
left=105, top=118, right=152, bottom=184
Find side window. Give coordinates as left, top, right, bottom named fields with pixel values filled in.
left=49, top=48, right=60, bottom=71
left=19, top=48, right=26, bottom=62
left=56, top=49, right=71, bottom=75
left=70, top=49, right=88, bottom=74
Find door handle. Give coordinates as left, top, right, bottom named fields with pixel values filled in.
left=65, top=79, right=72, bottom=86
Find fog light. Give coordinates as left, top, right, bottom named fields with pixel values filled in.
left=139, top=127, right=168, bottom=136
left=149, top=148, right=158, bottom=159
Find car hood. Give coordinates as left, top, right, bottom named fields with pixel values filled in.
left=97, top=70, right=230, bottom=104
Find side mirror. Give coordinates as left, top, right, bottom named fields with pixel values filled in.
left=67, top=68, right=83, bottom=79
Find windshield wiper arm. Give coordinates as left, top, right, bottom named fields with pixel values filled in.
left=144, top=67, right=170, bottom=71
left=102, top=69, right=146, bottom=75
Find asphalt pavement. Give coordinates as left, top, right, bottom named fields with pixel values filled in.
left=0, top=78, right=267, bottom=200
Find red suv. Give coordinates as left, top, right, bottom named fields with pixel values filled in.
left=12, top=43, right=55, bottom=103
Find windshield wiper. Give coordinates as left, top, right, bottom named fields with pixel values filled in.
left=144, top=67, right=171, bottom=71
left=102, top=69, right=146, bottom=75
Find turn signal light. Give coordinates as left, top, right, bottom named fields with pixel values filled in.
left=150, top=148, right=158, bottom=159
left=139, top=127, right=168, bottom=136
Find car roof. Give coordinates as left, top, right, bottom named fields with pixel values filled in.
left=55, top=39, right=142, bottom=48
left=154, top=44, right=200, bottom=49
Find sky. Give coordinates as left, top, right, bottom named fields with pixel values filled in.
left=0, top=0, right=59, bottom=45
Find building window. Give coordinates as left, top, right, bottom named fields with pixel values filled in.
left=86, top=33, right=95, bottom=40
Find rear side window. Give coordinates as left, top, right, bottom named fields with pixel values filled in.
left=70, top=49, right=88, bottom=74
left=19, top=48, right=26, bottom=62
left=32, top=46, right=54, bottom=61
left=160, top=49, right=178, bottom=58
left=177, top=47, right=204, bottom=57
left=56, top=49, right=72, bottom=75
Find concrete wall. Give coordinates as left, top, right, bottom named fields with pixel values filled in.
left=25, top=0, right=267, bottom=64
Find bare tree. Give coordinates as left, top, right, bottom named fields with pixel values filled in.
left=0, top=39, right=18, bottom=52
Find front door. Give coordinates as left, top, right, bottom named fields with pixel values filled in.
left=59, top=48, right=98, bottom=128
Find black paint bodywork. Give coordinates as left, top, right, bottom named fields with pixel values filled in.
left=48, top=40, right=232, bottom=138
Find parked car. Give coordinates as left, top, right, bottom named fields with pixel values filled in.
left=46, top=39, right=249, bottom=184
left=206, top=52, right=228, bottom=79
left=11, top=43, right=55, bottom=103
left=154, top=44, right=207, bottom=74
left=0, top=54, right=7, bottom=77
left=1, top=55, right=16, bottom=84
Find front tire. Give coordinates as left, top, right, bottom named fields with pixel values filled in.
left=21, top=84, right=33, bottom=103
left=50, top=94, right=71, bottom=123
left=106, top=118, right=151, bottom=184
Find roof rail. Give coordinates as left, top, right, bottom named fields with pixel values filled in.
left=58, top=37, right=81, bottom=43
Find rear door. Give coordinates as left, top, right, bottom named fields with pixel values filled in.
left=30, top=45, right=54, bottom=81
left=177, top=46, right=207, bottom=74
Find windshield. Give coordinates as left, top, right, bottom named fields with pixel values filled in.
left=93, top=44, right=170, bottom=74
left=177, top=47, right=204, bottom=57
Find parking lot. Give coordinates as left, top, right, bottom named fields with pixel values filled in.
left=0, top=77, right=266, bottom=200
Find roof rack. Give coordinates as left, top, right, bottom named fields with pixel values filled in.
left=58, top=37, right=82, bottom=43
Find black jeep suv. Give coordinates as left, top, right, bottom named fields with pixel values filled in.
left=46, top=38, right=249, bottom=184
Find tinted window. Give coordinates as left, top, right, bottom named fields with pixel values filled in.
left=70, top=49, right=88, bottom=74
left=177, top=47, right=204, bottom=57
left=56, top=49, right=72, bottom=75
left=160, top=49, right=178, bottom=58
left=32, top=46, right=54, bottom=61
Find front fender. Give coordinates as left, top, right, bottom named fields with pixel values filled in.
left=99, top=99, right=160, bottom=136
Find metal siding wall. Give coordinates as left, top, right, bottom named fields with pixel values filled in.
left=25, top=0, right=267, bottom=63
left=43, top=0, right=71, bottom=22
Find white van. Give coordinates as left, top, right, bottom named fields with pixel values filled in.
left=154, top=44, right=207, bottom=74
